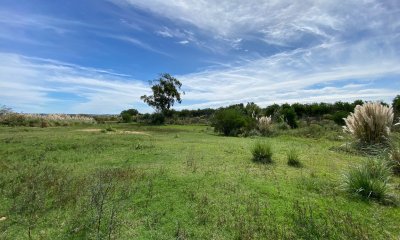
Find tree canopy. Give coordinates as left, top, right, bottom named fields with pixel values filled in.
left=140, top=73, right=183, bottom=113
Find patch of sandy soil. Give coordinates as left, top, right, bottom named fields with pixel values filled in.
left=120, top=131, right=150, bottom=136
left=77, top=129, right=102, bottom=132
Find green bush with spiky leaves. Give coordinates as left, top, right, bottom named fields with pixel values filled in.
left=343, top=159, right=391, bottom=201
left=251, top=141, right=273, bottom=163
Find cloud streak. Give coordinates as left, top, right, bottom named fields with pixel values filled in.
left=0, top=53, right=149, bottom=113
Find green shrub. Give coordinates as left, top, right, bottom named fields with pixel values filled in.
left=251, top=141, right=273, bottom=163
left=287, top=148, right=301, bottom=167
left=332, top=111, right=349, bottom=126
left=279, top=105, right=298, bottom=129
left=120, top=109, right=139, bottom=123
left=120, top=112, right=133, bottom=123
left=150, top=112, right=165, bottom=125
left=212, top=108, right=255, bottom=136
left=343, top=159, right=391, bottom=201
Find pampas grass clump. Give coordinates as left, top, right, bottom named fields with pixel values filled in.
left=257, top=116, right=273, bottom=136
left=343, top=102, right=393, bottom=145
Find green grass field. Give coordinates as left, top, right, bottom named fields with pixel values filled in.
left=0, top=124, right=399, bottom=239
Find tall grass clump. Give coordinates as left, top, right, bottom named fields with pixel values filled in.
left=343, top=102, right=393, bottom=145
left=287, top=148, right=301, bottom=167
left=343, top=159, right=391, bottom=201
left=251, top=141, right=273, bottom=163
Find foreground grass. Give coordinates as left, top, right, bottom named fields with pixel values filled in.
left=0, top=124, right=399, bottom=239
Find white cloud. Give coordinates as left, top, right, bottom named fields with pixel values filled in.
left=113, top=0, right=399, bottom=46
left=175, top=39, right=400, bottom=108
left=178, top=40, right=189, bottom=45
left=0, top=53, right=149, bottom=113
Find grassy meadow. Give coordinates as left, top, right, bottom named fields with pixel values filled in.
left=0, top=123, right=399, bottom=239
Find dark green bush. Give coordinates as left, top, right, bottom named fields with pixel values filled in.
left=120, top=112, right=133, bottom=123
left=212, top=108, right=255, bottom=136
left=136, top=113, right=165, bottom=125
left=279, top=105, right=298, bottom=129
left=332, top=111, right=349, bottom=125
left=150, top=112, right=165, bottom=125
left=251, top=141, right=273, bottom=163
left=120, top=109, right=139, bottom=123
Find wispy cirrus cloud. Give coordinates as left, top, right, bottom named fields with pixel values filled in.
left=175, top=38, right=400, bottom=108
left=0, top=52, right=149, bottom=113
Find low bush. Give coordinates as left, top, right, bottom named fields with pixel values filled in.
left=251, top=141, right=273, bottom=163
left=150, top=112, right=165, bottom=125
left=212, top=108, right=255, bottom=136
left=343, top=159, right=391, bottom=201
left=120, top=109, right=139, bottom=123
left=332, top=111, right=349, bottom=125
left=279, top=106, right=298, bottom=129
left=287, top=148, right=301, bottom=167
left=137, top=113, right=165, bottom=125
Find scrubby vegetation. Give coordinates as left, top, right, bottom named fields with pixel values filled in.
left=1, top=97, right=400, bottom=239
left=0, top=120, right=399, bottom=239
left=212, top=108, right=255, bottom=136
left=0, top=112, right=96, bottom=127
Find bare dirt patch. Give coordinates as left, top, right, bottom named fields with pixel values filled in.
left=77, top=129, right=102, bottom=132
left=121, top=131, right=150, bottom=136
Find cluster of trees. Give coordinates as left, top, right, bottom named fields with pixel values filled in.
left=124, top=73, right=400, bottom=136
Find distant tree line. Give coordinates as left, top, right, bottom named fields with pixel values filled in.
left=120, top=96, right=400, bottom=127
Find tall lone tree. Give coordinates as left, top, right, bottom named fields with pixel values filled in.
left=140, top=73, right=183, bottom=114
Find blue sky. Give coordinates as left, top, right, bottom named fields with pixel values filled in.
left=0, top=0, right=399, bottom=113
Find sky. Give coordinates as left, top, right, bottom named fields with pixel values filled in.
left=0, top=0, right=399, bottom=114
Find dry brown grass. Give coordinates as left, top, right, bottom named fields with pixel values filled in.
left=343, top=102, right=393, bottom=144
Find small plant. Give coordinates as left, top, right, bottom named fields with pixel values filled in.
left=343, top=102, right=394, bottom=145
left=251, top=141, right=273, bottom=163
left=343, top=159, right=391, bottom=201
left=287, top=148, right=301, bottom=167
